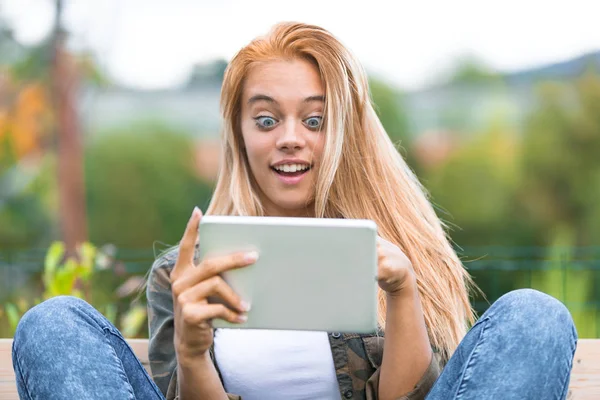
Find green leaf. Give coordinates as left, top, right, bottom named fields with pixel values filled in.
left=120, top=305, right=147, bottom=338
left=77, top=262, right=93, bottom=282
left=78, top=242, right=96, bottom=271
left=46, top=267, right=77, bottom=297
left=44, top=241, right=65, bottom=286
left=63, top=258, right=77, bottom=273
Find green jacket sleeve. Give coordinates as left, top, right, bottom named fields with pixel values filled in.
left=146, top=248, right=241, bottom=400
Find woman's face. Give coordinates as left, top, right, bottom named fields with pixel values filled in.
left=240, top=58, right=325, bottom=217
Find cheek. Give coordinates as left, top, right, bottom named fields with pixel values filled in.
left=245, top=148, right=261, bottom=171
left=311, top=134, right=326, bottom=162
left=241, top=135, right=269, bottom=174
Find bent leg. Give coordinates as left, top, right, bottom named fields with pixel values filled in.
left=12, top=296, right=165, bottom=400
left=427, top=289, right=577, bottom=400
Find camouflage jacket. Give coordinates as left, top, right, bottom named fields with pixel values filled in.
left=147, top=247, right=442, bottom=400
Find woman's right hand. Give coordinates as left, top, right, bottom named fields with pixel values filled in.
left=170, top=207, right=256, bottom=364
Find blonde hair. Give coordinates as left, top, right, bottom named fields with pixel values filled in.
left=206, top=22, right=476, bottom=362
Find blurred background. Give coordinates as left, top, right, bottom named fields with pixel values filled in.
left=1, top=0, right=599, bottom=338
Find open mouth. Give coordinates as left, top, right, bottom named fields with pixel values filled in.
left=271, top=163, right=312, bottom=177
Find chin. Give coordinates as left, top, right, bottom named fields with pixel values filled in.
left=272, top=197, right=313, bottom=216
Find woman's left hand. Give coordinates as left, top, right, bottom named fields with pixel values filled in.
left=376, top=236, right=416, bottom=296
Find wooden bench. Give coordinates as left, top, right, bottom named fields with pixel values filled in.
left=1, top=338, right=599, bottom=399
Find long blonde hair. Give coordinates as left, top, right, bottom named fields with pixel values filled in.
left=206, top=22, right=476, bottom=362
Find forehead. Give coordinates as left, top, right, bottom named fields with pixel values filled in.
left=243, top=59, right=324, bottom=102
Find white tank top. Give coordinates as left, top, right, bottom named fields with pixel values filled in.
left=214, top=329, right=342, bottom=400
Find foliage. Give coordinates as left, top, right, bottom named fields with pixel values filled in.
left=85, top=122, right=215, bottom=248
left=444, top=55, right=503, bottom=86
left=369, top=76, right=421, bottom=170
left=419, top=72, right=600, bottom=337
left=419, top=71, right=600, bottom=248
left=0, top=40, right=55, bottom=249
left=423, top=122, right=536, bottom=246
left=0, top=19, right=110, bottom=250
left=2, top=241, right=147, bottom=337
left=525, top=231, right=597, bottom=337
left=519, top=73, right=600, bottom=246
left=369, top=76, right=410, bottom=145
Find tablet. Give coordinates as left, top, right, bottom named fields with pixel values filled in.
left=198, top=215, right=379, bottom=333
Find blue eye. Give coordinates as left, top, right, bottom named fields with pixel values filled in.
left=304, top=116, right=323, bottom=129
left=255, top=116, right=277, bottom=129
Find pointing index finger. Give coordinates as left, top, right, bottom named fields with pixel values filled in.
left=176, top=207, right=202, bottom=272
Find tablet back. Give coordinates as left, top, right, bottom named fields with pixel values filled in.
left=198, top=215, right=379, bottom=333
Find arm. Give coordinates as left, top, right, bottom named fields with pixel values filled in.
left=147, top=250, right=241, bottom=400
left=147, top=209, right=252, bottom=400
left=371, top=237, right=441, bottom=400
left=379, top=277, right=433, bottom=399
left=177, top=352, right=229, bottom=400
left=146, top=252, right=182, bottom=398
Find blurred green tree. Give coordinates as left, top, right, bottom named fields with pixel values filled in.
left=368, top=76, right=417, bottom=169
left=422, top=122, right=535, bottom=246
left=369, top=77, right=409, bottom=143
left=85, top=123, right=214, bottom=248
left=0, top=14, right=109, bottom=250
left=520, top=73, right=600, bottom=246
left=516, top=72, right=600, bottom=337
left=447, top=57, right=502, bottom=86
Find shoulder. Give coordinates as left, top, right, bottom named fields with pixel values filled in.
left=149, top=246, right=179, bottom=279
left=147, top=243, right=201, bottom=291
left=152, top=246, right=180, bottom=273
left=146, top=246, right=181, bottom=299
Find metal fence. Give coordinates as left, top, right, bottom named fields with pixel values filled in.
left=2, top=246, right=599, bottom=336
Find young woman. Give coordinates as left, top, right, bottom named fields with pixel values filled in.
left=13, top=22, right=577, bottom=400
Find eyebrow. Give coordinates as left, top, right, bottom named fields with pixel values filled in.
left=247, top=94, right=325, bottom=105
left=304, top=95, right=325, bottom=103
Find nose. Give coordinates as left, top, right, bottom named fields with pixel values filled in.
left=275, top=119, right=305, bottom=152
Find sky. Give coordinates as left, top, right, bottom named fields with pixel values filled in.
left=2, top=0, right=599, bottom=90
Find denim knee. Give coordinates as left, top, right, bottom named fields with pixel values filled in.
left=14, top=296, right=92, bottom=344
left=490, top=289, right=577, bottom=344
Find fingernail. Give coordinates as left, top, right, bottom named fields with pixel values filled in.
left=245, top=251, right=259, bottom=263
left=240, top=301, right=251, bottom=312
left=236, top=314, right=248, bottom=323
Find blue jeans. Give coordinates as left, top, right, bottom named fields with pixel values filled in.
left=12, top=295, right=165, bottom=400
left=12, top=289, right=576, bottom=399
left=425, top=289, right=577, bottom=399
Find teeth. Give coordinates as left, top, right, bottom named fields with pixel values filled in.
left=274, top=164, right=309, bottom=173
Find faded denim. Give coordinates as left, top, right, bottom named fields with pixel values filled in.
left=12, top=289, right=576, bottom=399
